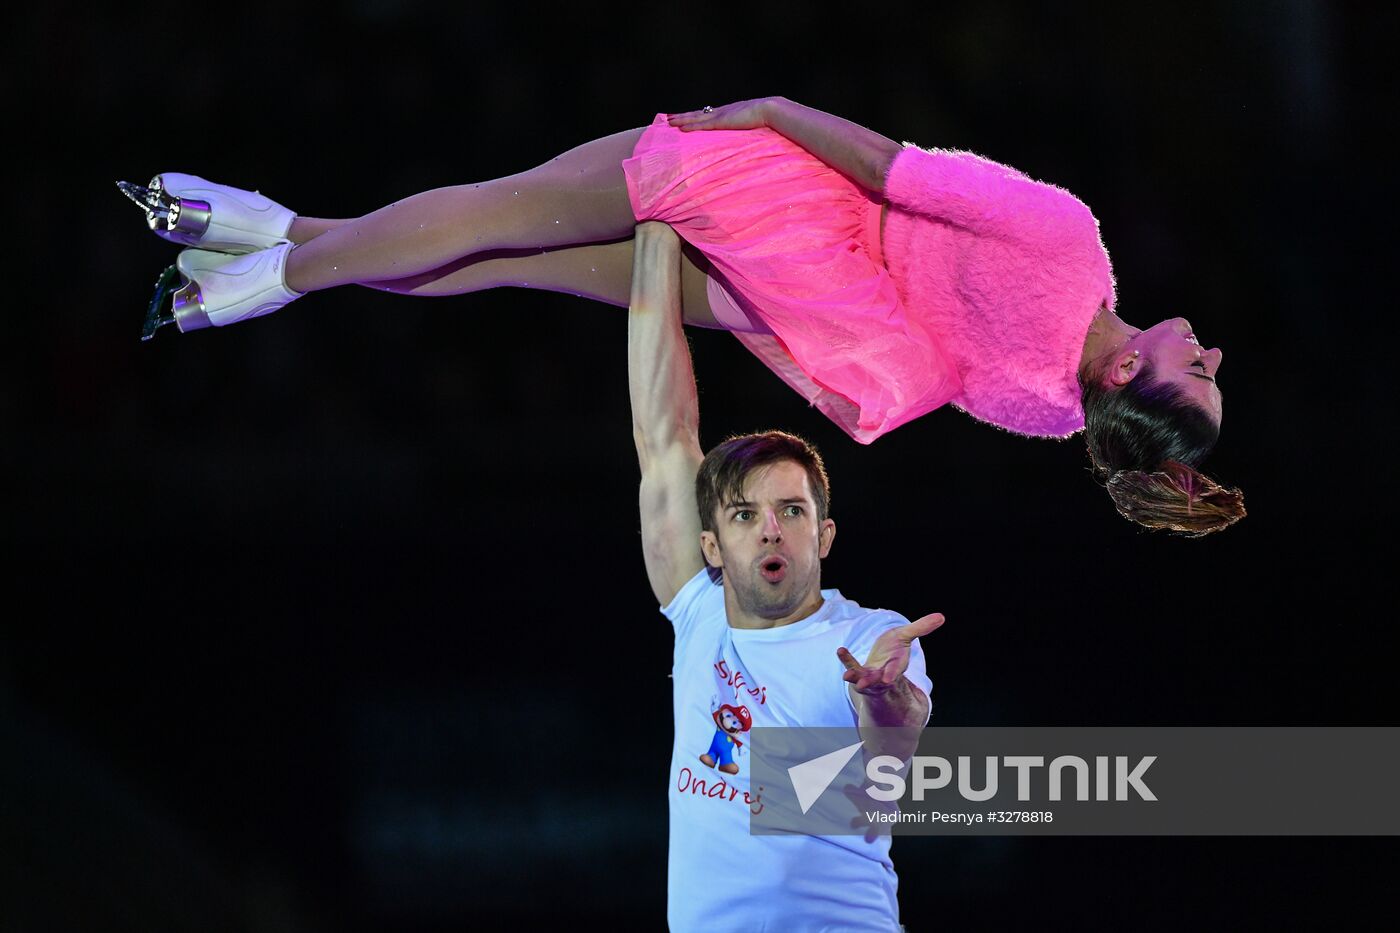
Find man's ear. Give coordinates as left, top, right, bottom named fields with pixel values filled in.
left=818, top=518, right=836, bottom=559
left=1108, top=348, right=1143, bottom=387
left=700, top=531, right=723, bottom=569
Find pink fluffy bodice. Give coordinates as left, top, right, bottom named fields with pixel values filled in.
left=880, top=144, right=1117, bottom=437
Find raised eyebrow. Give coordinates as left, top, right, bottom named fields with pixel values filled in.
left=725, top=498, right=808, bottom=511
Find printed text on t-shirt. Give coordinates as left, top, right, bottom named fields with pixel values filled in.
left=714, top=659, right=768, bottom=706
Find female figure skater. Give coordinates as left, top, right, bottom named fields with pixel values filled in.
left=119, top=96, right=1244, bottom=535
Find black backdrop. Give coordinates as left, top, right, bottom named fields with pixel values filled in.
left=6, top=2, right=1396, bottom=930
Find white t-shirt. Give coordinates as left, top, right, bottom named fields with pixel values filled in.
left=662, top=568, right=933, bottom=932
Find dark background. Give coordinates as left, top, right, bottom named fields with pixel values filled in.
left=6, top=1, right=1396, bottom=929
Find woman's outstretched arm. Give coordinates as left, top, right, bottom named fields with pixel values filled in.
left=763, top=97, right=904, bottom=192
left=669, top=97, right=903, bottom=193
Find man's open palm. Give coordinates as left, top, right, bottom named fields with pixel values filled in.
left=837, top=613, right=945, bottom=694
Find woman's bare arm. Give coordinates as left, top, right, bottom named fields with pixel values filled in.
left=763, top=97, right=904, bottom=193
left=669, top=97, right=903, bottom=193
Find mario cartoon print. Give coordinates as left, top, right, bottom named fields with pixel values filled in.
left=699, top=699, right=753, bottom=775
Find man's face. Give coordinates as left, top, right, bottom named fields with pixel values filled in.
left=701, top=460, right=835, bottom=622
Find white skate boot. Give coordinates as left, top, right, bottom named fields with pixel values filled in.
left=116, top=173, right=296, bottom=254
left=141, top=243, right=304, bottom=340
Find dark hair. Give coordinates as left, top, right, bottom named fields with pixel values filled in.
left=1080, top=361, right=1246, bottom=536
left=696, top=431, right=831, bottom=580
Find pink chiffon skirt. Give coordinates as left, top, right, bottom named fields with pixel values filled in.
left=621, top=112, right=961, bottom=444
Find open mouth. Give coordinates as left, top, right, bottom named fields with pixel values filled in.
left=759, top=556, right=788, bottom=584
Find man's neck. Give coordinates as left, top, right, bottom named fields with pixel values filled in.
left=723, top=587, right=826, bottom=631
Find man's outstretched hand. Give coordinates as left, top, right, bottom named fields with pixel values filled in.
left=837, top=613, right=945, bottom=695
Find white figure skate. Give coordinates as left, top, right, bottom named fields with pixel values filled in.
left=116, top=173, right=295, bottom=254
left=141, top=243, right=304, bottom=340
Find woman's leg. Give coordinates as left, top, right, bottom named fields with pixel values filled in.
left=284, top=126, right=647, bottom=294
left=286, top=218, right=724, bottom=327
left=286, top=217, right=343, bottom=241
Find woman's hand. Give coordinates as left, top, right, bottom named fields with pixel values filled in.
left=667, top=98, right=776, bottom=132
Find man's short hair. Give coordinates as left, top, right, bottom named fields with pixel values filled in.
left=695, top=430, right=832, bottom=534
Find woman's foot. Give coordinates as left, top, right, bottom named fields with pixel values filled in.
left=141, top=243, right=304, bottom=340
left=116, top=173, right=296, bottom=254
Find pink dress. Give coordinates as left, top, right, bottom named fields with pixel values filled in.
left=621, top=112, right=1116, bottom=443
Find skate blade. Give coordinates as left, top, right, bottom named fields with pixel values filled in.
left=140, top=264, right=180, bottom=341
left=116, top=177, right=176, bottom=230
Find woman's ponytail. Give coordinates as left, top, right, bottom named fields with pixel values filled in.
left=1103, top=461, right=1246, bottom=536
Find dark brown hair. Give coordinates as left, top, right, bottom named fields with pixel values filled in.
left=696, top=431, right=831, bottom=559
left=1080, top=361, right=1246, bottom=536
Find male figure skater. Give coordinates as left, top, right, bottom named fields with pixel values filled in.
left=628, top=221, right=944, bottom=931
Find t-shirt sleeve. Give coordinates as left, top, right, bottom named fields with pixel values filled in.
left=843, top=610, right=934, bottom=726
left=883, top=144, right=1096, bottom=249
left=660, top=567, right=724, bottom=644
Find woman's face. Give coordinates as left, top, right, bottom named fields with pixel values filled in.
left=1127, top=317, right=1223, bottom=423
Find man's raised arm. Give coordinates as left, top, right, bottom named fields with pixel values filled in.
left=629, top=222, right=706, bottom=606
